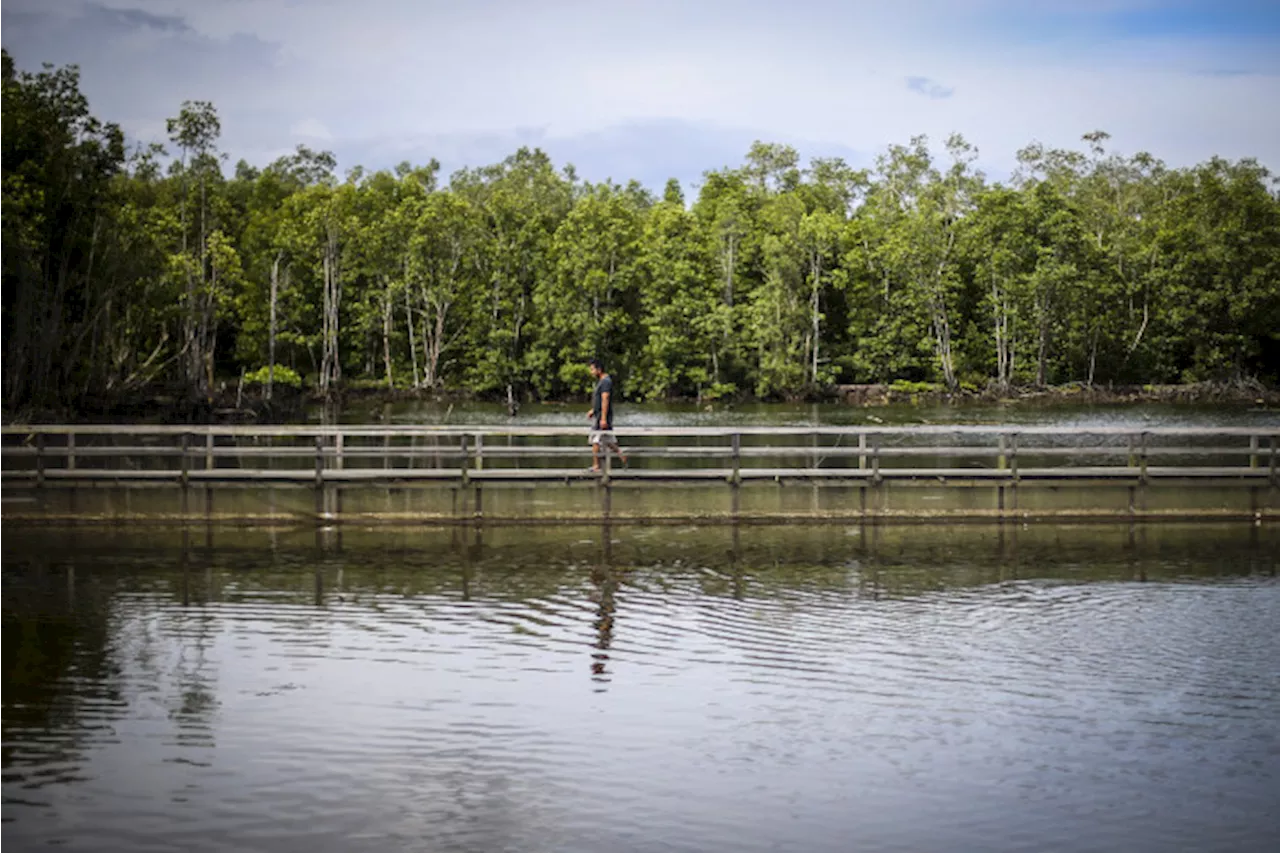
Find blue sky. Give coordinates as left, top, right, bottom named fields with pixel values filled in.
left=4, top=0, right=1278, bottom=191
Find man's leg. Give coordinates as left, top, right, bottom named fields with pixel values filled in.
left=591, top=438, right=602, bottom=472
left=609, top=436, right=628, bottom=467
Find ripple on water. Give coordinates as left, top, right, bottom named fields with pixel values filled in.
left=4, top=529, right=1279, bottom=853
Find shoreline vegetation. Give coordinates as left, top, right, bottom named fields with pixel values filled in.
left=5, top=54, right=1279, bottom=423
left=4, top=379, right=1275, bottom=426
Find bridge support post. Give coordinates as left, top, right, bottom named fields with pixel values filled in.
left=870, top=435, right=884, bottom=516
left=314, top=435, right=324, bottom=518
left=180, top=433, right=191, bottom=517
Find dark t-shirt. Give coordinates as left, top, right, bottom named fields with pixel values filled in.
left=592, top=374, right=614, bottom=430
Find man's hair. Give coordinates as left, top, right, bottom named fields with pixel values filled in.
left=588, top=358, right=604, bottom=370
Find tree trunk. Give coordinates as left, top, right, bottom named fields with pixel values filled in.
left=423, top=296, right=450, bottom=389
left=1036, top=290, right=1051, bottom=387
left=268, top=252, right=281, bottom=400
left=405, top=279, right=419, bottom=389
left=723, top=238, right=736, bottom=307
left=5, top=251, right=37, bottom=406
left=991, top=273, right=1010, bottom=391
left=205, top=262, right=217, bottom=396
left=320, top=225, right=341, bottom=395
left=382, top=282, right=394, bottom=388
left=929, top=230, right=959, bottom=392
left=810, top=250, right=822, bottom=385
left=932, top=305, right=957, bottom=391
left=198, top=172, right=211, bottom=400
left=1087, top=328, right=1099, bottom=387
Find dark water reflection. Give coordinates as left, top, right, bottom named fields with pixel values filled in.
left=336, top=398, right=1280, bottom=429
left=4, top=523, right=1279, bottom=853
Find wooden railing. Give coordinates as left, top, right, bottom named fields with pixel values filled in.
left=3, top=424, right=1277, bottom=486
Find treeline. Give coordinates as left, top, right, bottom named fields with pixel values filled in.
left=4, top=52, right=1279, bottom=414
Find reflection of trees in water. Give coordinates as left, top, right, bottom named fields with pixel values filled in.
left=3, top=520, right=1273, bottom=804
left=2, top=560, right=125, bottom=788
left=2, top=544, right=234, bottom=795
left=165, top=610, right=220, bottom=751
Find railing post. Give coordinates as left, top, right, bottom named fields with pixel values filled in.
left=67, top=433, right=76, bottom=471
left=1250, top=434, right=1259, bottom=470
left=731, top=433, right=741, bottom=485
left=858, top=432, right=866, bottom=471
left=335, top=432, right=344, bottom=471
left=1270, top=436, right=1277, bottom=486
left=35, top=433, right=45, bottom=487
left=315, top=434, right=325, bottom=518
left=871, top=434, right=881, bottom=482
left=475, top=433, right=484, bottom=472
left=1139, top=431, right=1149, bottom=484
left=206, top=432, right=214, bottom=471
left=180, top=433, right=191, bottom=516
left=1010, top=432, right=1019, bottom=482
left=460, top=433, right=470, bottom=485
left=997, top=434, right=1007, bottom=471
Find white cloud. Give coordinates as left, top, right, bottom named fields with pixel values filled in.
left=289, top=118, right=333, bottom=141
left=4, top=0, right=1278, bottom=185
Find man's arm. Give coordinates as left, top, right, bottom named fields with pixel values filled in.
left=600, top=391, right=611, bottom=429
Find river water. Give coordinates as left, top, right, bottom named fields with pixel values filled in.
left=3, top=521, right=1278, bottom=852
left=330, top=398, right=1280, bottom=429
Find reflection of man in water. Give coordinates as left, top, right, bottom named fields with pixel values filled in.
left=586, top=358, right=628, bottom=473
left=590, top=564, right=617, bottom=685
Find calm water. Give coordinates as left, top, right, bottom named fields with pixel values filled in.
left=4, top=523, right=1279, bottom=853
left=336, top=398, right=1280, bottom=429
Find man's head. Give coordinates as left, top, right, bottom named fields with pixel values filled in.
left=588, top=358, right=604, bottom=379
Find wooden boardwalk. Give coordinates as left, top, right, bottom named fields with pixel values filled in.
left=3, top=424, right=1278, bottom=523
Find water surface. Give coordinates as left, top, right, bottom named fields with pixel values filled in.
left=4, top=523, right=1278, bottom=852
left=335, top=399, right=1280, bottom=429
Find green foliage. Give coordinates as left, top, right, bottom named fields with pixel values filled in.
left=888, top=379, right=939, bottom=394
left=3, top=52, right=1278, bottom=414
left=243, top=364, right=302, bottom=388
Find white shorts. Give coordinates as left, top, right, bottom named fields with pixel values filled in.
left=589, top=430, right=618, bottom=446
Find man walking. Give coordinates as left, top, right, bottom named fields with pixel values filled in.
left=586, top=358, right=628, bottom=472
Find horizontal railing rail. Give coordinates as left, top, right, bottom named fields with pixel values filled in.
left=2, top=424, right=1278, bottom=437
left=2, top=424, right=1277, bottom=486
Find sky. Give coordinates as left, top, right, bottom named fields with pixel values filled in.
left=4, top=0, right=1279, bottom=191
